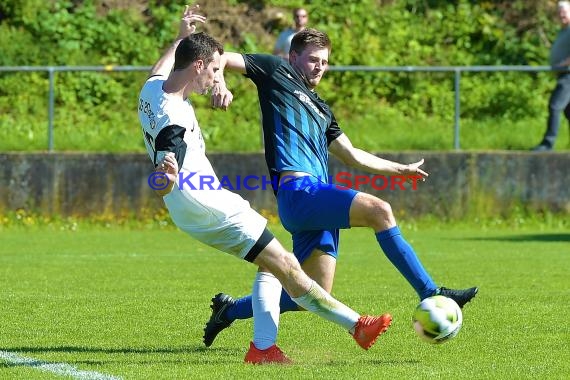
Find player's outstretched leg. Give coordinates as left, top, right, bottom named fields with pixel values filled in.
left=432, top=286, right=479, bottom=308
left=203, top=293, right=235, bottom=347
left=289, top=280, right=392, bottom=350
left=256, top=239, right=393, bottom=352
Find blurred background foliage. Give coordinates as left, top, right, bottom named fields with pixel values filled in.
left=0, top=0, right=565, bottom=151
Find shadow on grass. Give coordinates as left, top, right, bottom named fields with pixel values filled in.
left=0, top=346, right=245, bottom=368
left=0, top=345, right=235, bottom=354
left=0, top=346, right=421, bottom=366
left=0, top=345, right=245, bottom=367
left=462, top=233, right=570, bottom=243
left=0, top=360, right=110, bottom=368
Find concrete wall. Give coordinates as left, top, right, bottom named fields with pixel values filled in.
left=0, top=152, right=568, bottom=218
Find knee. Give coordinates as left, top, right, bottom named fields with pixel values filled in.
left=369, top=197, right=394, bottom=217
left=366, top=198, right=395, bottom=230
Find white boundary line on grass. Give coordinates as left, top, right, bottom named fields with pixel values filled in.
left=0, top=350, right=122, bottom=380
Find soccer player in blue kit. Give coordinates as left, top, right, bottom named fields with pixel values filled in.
left=204, top=28, right=478, bottom=347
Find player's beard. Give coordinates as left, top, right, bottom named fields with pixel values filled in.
left=294, top=66, right=317, bottom=90
left=307, top=75, right=321, bottom=88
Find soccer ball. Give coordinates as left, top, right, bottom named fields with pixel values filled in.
left=412, top=295, right=463, bottom=344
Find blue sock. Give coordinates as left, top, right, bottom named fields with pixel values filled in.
left=225, top=295, right=254, bottom=321
left=279, top=290, right=301, bottom=313
left=225, top=290, right=300, bottom=322
left=376, top=226, right=437, bottom=299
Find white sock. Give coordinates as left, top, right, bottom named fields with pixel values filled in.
left=292, top=280, right=360, bottom=333
left=252, top=271, right=282, bottom=350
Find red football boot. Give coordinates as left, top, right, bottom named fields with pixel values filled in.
left=352, top=314, right=393, bottom=350
left=244, top=342, right=293, bottom=364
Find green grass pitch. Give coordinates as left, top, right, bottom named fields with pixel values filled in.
left=0, top=223, right=568, bottom=379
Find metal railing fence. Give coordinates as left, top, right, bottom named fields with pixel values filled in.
left=0, top=65, right=562, bottom=151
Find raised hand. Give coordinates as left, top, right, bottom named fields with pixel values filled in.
left=401, top=159, right=428, bottom=182
left=177, top=4, right=207, bottom=40
left=210, top=79, right=234, bottom=110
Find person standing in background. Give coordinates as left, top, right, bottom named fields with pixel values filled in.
left=533, top=1, right=570, bottom=151
left=273, top=8, right=309, bottom=59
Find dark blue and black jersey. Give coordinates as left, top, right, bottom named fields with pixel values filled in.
left=243, top=54, right=343, bottom=190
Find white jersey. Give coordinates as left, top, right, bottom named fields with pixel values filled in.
left=137, top=75, right=267, bottom=260
left=138, top=75, right=213, bottom=178
left=274, top=28, right=297, bottom=57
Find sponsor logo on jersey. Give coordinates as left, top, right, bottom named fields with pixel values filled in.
left=294, top=90, right=326, bottom=120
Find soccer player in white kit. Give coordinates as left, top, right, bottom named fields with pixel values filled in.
left=137, top=5, right=391, bottom=364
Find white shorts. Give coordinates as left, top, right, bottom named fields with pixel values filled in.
left=163, top=185, right=268, bottom=260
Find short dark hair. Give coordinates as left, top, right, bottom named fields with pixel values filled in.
left=290, top=28, right=331, bottom=55
left=173, top=32, right=224, bottom=71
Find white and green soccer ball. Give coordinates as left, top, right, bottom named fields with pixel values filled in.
left=412, top=295, right=463, bottom=344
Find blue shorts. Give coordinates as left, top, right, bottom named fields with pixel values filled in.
left=277, top=176, right=359, bottom=263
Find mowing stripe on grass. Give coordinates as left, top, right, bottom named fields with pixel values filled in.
left=0, top=350, right=122, bottom=380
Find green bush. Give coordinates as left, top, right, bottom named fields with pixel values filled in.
left=0, top=0, right=566, bottom=151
